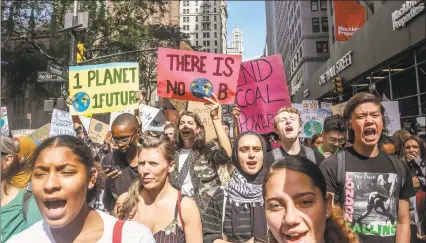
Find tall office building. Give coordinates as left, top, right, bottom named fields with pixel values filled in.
left=145, top=0, right=180, bottom=26
left=180, top=0, right=228, bottom=53
left=272, top=0, right=330, bottom=101
left=265, top=1, right=277, bottom=56
left=227, top=25, right=244, bottom=58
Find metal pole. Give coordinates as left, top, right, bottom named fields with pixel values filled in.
left=29, top=117, right=32, bottom=129
left=69, top=0, right=78, bottom=66
left=388, top=64, right=393, bottom=100
left=414, top=49, right=422, bottom=115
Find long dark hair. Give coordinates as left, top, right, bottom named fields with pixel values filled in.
left=176, top=111, right=206, bottom=151
left=263, top=156, right=358, bottom=243
left=30, top=135, right=104, bottom=203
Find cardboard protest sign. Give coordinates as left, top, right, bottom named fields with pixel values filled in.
left=331, top=102, right=347, bottom=116
left=88, top=118, right=109, bottom=144
left=1, top=107, right=9, bottom=136
left=382, top=101, right=401, bottom=136
left=170, top=99, right=187, bottom=112
left=49, top=109, right=76, bottom=137
left=187, top=101, right=222, bottom=142
left=157, top=48, right=241, bottom=104
left=140, top=105, right=161, bottom=132
left=11, top=129, right=35, bottom=137
left=29, top=123, right=50, bottom=141
left=320, top=102, right=332, bottom=109
left=293, top=104, right=332, bottom=138
left=68, top=62, right=139, bottom=115
left=235, top=55, right=291, bottom=134
left=109, top=110, right=135, bottom=131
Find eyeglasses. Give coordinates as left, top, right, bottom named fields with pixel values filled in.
left=329, top=137, right=346, bottom=145
left=111, top=131, right=137, bottom=146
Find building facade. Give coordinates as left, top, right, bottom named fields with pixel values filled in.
left=227, top=25, right=244, bottom=58
left=273, top=0, right=330, bottom=101
left=302, top=0, right=425, bottom=120
left=179, top=0, right=228, bottom=53
left=145, top=0, right=180, bottom=26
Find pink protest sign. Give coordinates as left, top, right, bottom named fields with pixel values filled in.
left=157, top=48, right=242, bottom=104
left=235, top=55, right=291, bottom=134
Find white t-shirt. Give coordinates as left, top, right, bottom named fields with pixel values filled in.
left=179, top=149, right=194, bottom=197
left=7, top=210, right=155, bottom=243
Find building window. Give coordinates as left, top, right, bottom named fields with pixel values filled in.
left=196, top=40, right=199, bottom=46
left=300, top=46, right=302, bottom=57
left=196, top=8, right=198, bottom=13
left=214, top=32, right=217, bottom=38
left=215, top=48, right=217, bottom=53
left=203, top=40, right=206, bottom=46
left=311, top=0, right=318, bottom=11
left=207, top=40, right=210, bottom=46
left=330, top=0, right=333, bottom=15
left=316, top=41, right=328, bottom=53
left=195, top=24, right=198, bottom=30
left=215, top=40, right=218, bottom=46
left=214, top=24, right=217, bottom=29
left=195, top=0, right=198, bottom=6
left=321, top=17, right=328, bottom=32
left=320, top=0, right=327, bottom=10
left=195, top=33, right=198, bottom=38
left=214, top=7, right=217, bottom=12
left=332, top=25, right=335, bottom=43
left=214, top=15, right=217, bottom=21
left=196, top=16, right=198, bottom=22
left=312, top=18, right=320, bottom=32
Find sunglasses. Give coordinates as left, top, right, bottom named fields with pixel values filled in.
left=111, top=131, right=137, bottom=146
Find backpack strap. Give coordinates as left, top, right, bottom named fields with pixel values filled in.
left=271, top=148, right=283, bottom=161
left=112, top=220, right=125, bottom=243
left=221, top=190, right=228, bottom=241
left=336, top=150, right=346, bottom=206
left=22, top=184, right=33, bottom=221
left=387, top=154, right=406, bottom=188
left=303, top=146, right=317, bottom=164
left=177, top=191, right=184, bottom=229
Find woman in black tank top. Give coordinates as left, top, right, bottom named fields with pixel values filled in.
left=115, top=136, right=203, bottom=243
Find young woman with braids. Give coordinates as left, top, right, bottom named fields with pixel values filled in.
left=263, top=156, right=359, bottom=243
left=115, top=136, right=203, bottom=243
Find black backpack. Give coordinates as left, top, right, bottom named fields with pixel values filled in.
left=334, top=150, right=407, bottom=206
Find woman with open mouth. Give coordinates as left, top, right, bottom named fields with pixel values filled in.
left=203, top=131, right=269, bottom=243
left=263, top=156, right=359, bottom=243
left=114, top=136, right=203, bottom=243
left=8, top=135, right=155, bottom=243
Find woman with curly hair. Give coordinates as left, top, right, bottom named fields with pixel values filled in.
left=115, top=136, right=202, bottom=243
left=263, top=156, right=359, bottom=243
left=8, top=135, right=154, bottom=243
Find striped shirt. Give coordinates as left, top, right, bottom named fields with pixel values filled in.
left=203, top=188, right=267, bottom=243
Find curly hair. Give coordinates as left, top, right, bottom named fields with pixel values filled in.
left=263, top=156, right=359, bottom=243
left=29, top=135, right=103, bottom=203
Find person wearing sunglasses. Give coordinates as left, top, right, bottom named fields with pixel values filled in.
left=315, top=115, right=347, bottom=165
left=101, top=113, right=141, bottom=214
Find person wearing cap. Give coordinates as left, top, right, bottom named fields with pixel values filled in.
left=1, top=135, right=42, bottom=242
left=11, top=136, right=38, bottom=189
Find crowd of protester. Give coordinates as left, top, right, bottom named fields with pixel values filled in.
left=1, top=92, right=425, bottom=242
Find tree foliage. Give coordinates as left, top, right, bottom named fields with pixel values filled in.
left=1, top=0, right=189, bottom=103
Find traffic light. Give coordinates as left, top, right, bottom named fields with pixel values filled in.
left=76, top=41, right=86, bottom=63
left=334, top=77, right=343, bottom=95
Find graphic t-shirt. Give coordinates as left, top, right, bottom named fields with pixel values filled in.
left=320, top=147, right=414, bottom=243
left=179, top=149, right=194, bottom=197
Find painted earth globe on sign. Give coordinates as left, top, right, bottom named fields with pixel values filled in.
left=72, top=92, right=91, bottom=112
left=190, top=78, right=213, bottom=99
left=304, top=120, right=322, bottom=137
left=0, top=118, right=4, bottom=128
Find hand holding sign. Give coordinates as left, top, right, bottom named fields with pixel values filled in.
left=204, top=93, right=220, bottom=120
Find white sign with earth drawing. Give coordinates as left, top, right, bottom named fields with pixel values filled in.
left=293, top=103, right=332, bottom=138
left=1, top=107, right=9, bottom=136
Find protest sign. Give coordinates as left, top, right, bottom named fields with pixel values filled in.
left=29, top=123, right=50, bottom=141
left=331, top=102, right=347, bottom=116
left=68, top=62, right=139, bottom=115
left=1, top=107, right=9, bottom=136
left=109, top=110, right=135, bottom=131
left=187, top=101, right=222, bottom=142
left=235, top=55, right=291, bottom=134
left=88, top=118, right=109, bottom=144
left=293, top=104, right=332, bottom=138
left=11, top=129, right=35, bottom=137
left=146, top=111, right=166, bottom=132
left=321, top=102, right=332, bottom=109
left=49, top=109, right=76, bottom=137
left=382, top=101, right=401, bottom=136
left=157, top=48, right=241, bottom=104
left=170, top=99, right=187, bottom=112
left=140, top=105, right=161, bottom=132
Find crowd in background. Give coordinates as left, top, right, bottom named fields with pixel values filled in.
left=1, top=92, right=425, bottom=243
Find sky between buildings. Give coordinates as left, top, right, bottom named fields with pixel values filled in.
left=227, top=0, right=266, bottom=60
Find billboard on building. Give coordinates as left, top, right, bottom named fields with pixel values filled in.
left=334, top=0, right=366, bottom=41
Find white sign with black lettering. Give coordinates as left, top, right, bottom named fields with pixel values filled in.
left=49, top=109, right=76, bottom=137
left=319, top=51, right=352, bottom=86
left=392, top=0, right=425, bottom=31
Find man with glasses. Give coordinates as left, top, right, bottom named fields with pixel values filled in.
left=101, top=113, right=141, bottom=213
left=315, top=115, right=347, bottom=165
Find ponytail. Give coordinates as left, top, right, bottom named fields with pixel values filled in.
left=116, top=180, right=143, bottom=220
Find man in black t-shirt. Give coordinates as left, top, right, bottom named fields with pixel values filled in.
left=265, top=107, right=321, bottom=165
left=101, top=113, right=141, bottom=213
left=320, top=93, right=414, bottom=243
